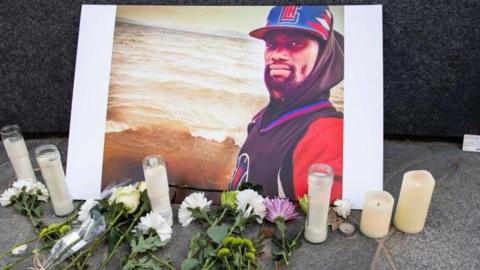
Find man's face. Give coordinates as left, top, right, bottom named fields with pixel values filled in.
left=264, top=30, right=320, bottom=96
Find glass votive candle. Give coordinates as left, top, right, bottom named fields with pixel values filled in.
left=304, top=163, right=333, bottom=243
left=35, top=144, right=74, bottom=216
left=1, top=125, right=37, bottom=181
left=143, top=155, right=173, bottom=225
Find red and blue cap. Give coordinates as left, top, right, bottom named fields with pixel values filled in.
left=250, top=6, right=333, bottom=41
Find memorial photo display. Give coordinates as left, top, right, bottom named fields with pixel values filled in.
left=67, top=5, right=383, bottom=208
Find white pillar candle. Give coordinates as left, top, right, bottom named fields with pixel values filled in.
left=394, top=170, right=435, bottom=234
left=143, top=155, right=173, bottom=226
left=1, top=125, right=37, bottom=181
left=360, top=191, right=394, bottom=238
left=304, top=164, right=333, bottom=243
left=35, top=145, right=74, bottom=216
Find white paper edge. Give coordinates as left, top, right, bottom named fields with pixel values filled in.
left=68, top=5, right=384, bottom=205
left=344, top=5, right=384, bottom=209
left=66, top=5, right=117, bottom=199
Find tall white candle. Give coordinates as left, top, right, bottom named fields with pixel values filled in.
left=394, top=170, right=435, bottom=234
left=304, top=164, right=333, bottom=243
left=360, top=191, right=394, bottom=238
left=143, top=155, right=173, bottom=226
left=35, top=145, right=74, bottom=216
left=1, top=125, right=36, bottom=181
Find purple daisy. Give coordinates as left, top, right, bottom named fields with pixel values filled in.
left=264, top=197, right=301, bottom=223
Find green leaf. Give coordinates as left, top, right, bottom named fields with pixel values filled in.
left=232, top=253, right=241, bottom=267
left=122, top=260, right=135, bottom=270
left=32, top=206, right=43, bottom=218
left=207, top=225, right=229, bottom=244
left=275, top=220, right=286, bottom=234
left=181, top=258, right=200, bottom=270
left=131, top=233, right=167, bottom=254
left=108, top=227, right=122, bottom=252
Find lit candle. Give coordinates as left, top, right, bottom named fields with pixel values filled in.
left=1, top=125, right=37, bottom=181
left=394, top=170, right=435, bottom=234
left=360, top=191, right=394, bottom=238
left=304, top=164, right=333, bottom=243
left=143, top=155, right=173, bottom=226
left=35, top=145, right=74, bottom=216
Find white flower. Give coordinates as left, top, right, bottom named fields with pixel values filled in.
left=136, top=181, right=147, bottom=192
left=333, top=199, right=352, bottom=219
left=236, top=189, right=266, bottom=223
left=178, top=192, right=212, bottom=227
left=109, top=185, right=141, bottom=214
left=78, top=199, right=99, bottom=223
left=33, top=182, right=49, bottom=202
left=137, top=212, right=172, bottom=242
left=0, top=187, right=20, bottom=207
left=12, top=178, right=36, bottom=193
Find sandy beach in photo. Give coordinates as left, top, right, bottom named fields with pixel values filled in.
left=102, top=20, right=268, bottom=193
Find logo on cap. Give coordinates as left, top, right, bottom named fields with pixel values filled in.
left=229, top=153, right=249, bottom=190
left=279, top=6, right=302, bottom=24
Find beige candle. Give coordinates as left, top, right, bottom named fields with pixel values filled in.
left=35, top=145, right=74, bottom=216
left=360, top=191, right=394, bottom=238
left=143, top=155, right=173, bottom=226
left=304, top=164, right=333, bottom=243
left=1, top=125, right=37, bottom=181
left=394, top=170, right=435, bottom=233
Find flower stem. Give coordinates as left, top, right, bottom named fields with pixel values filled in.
left=211, top=208, right=228, bottom=227
left=148, top=252, right=175, bottom=270
left=0, top=236, right=40, bottom=260
left=77, top=209, right=124, bottom=269
left=200, top=210, right=213, bottom=226
left=2, top=243, right=53, bottom=270
left=202, top=217, right=243, bottom=269
left=223, top=257, right=232, bottom=270
left=95, top=204, right=146, bottom=270
left=203, top=258, right=218, bottom=270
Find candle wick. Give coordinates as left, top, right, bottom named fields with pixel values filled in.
left=377, top=203, right=380, bottom=206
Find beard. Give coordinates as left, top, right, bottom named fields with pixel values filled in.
left=265, top=65, right=301, bottom=97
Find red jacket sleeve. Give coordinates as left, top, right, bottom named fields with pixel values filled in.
left=292, top=117, right=343, bottom=204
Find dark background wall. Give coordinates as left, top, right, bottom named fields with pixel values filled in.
left=0, top=0, right=479, bottom=139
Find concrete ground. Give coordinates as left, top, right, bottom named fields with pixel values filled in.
left=0, top=138, right=479, bottom=269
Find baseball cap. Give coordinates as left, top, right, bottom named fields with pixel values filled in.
left=250, top=6, right=333, bottom=41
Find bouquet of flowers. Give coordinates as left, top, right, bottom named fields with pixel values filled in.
left=0, top=180, right=174, bottom=270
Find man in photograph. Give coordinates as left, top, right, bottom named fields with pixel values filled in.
left=230, top=5, right=344, bottom=203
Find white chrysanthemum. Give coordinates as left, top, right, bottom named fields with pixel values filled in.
left=33, top=181, right=49, bottom=202
left=236, top=189, right=266, bottom=223
left=137, top=212, right=172, bottom=242
left=12, top=178, right=36, bottom=193
left=0, top=187, right=20, bottom=207
left=178, top=192, right=212, bottom=227
left=78, top=199, right=99, bottom=223
left=333, top=199, right=352, bottom=219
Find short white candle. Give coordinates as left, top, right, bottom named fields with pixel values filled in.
left=1, top=125, right=37, bottom=181
left=35, top=145, right=74, bottom=216
left=394, top=170, right=435, bottom=234
left=360, top=191, right=394, bottom=238
left=143, top=155, right=173, bottom=226
left=304, top=164, right=333, bottom=243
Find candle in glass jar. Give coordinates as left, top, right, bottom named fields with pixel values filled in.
left=143, top=155, right=173, bottom=226
left=360, top=191, right=394, bottom=238
left=394, top=170, right=435, bottom=234
left=304, top=163, right=333, bottom=243
left=1, top=125, right=37, bottom=181
left=35, top=145, right=74, bottom=216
